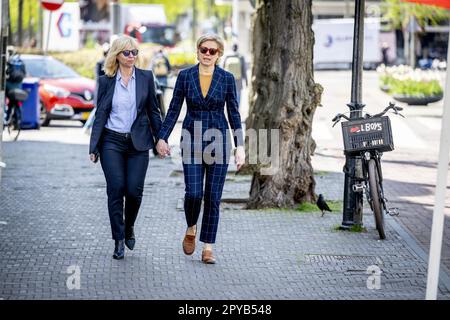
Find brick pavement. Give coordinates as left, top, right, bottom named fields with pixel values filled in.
left=1, top=69, right=449, bottom=300
left=1, top=140, right=449, bottom=299
left=312, top=146, right=450, bottom=275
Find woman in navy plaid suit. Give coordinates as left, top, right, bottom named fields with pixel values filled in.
left=156, top=34, right=245, bottom=264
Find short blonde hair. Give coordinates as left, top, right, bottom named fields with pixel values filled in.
left=196, top=34, right=224, bottom=64
left=103, top=35, right=142, bottom=77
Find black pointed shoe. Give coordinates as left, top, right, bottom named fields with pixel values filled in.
left=125, top=227, right=136, bottom=250
left=113, top=240, right=125, bottom=260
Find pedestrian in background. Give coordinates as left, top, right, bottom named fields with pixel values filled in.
left=89, top=35, right=164, bottom=260
left=149, top=48, right=171, bottom=94
left=5, top=46, right=26, bottom=124
left=381, top=42, right=390, bottom=66
left=95, top=42, right=110, bottom=80
left=156, top=34, right=245, bottom=264
left=222, top=43, right=247, bottom=108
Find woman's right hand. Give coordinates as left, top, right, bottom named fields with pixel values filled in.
left=235, top=146, right=245, bottom=171
left=90, top=153, right=99, bottom=163
left=156, top=139, right=170, bottom=158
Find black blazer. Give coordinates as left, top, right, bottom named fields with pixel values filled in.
left=89, top=68, right=162, bottom=155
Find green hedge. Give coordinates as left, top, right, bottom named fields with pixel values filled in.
left=380, top=74, right=443, bottom=97
left=18, top=44, right=196, bottom=80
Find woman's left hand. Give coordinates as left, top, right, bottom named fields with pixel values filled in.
left=235, top=146, right=245, bottom=171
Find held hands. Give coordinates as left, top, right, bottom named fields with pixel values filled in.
left=156, top=139, right=171, bottom=159
left=234, top=146, right=245, bottom=171
left=90, top=153, right=99, bottom=163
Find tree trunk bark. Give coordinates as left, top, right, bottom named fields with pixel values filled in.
left=246, top=0, right=323, bottom=209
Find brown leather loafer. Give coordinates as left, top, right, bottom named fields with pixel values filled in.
left=201, top=250, right=216, bottom=264
left=182, top=230, right=196, bottom=255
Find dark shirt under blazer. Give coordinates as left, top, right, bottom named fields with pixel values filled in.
left=89, top=68, right=162, bottom=155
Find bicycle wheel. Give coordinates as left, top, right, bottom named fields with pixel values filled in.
left=368, top=159, right=386, bottom=239
left=5, top=109, right=20, bottom=141
left=158, top=93, right=166, bottom=120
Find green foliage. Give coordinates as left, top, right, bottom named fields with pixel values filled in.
left=297, top=201, right=342, bottom=213
left=349, top=225, right=367, bottom=233
left=9, top=0, right=41, bottom=36
left=168, top=51, right=197, bottom=68
left=332, top=224, right=367, bottom=233
left=9, top=0, right=231, bottom=38
left=381, top=75, right=443, bottom=97
left=120, top=0, right=195, bottom=23
left=119, top=0, right=231, bottom=23
left=18, top=43, right=194, bottom=80
left=391, top=79, right=443, bottom=96
left=15, top=46, right=101, bottom=79
left=51, top=48, right=102, bottom=79
left=381, top=0, right=449, bottom=30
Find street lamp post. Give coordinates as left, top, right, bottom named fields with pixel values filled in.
left=341, top=0, right=366, bottom=229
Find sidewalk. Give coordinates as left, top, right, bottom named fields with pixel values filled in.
left=312, top=70, right=450, bottom=276
left=1, top=139, right=450, bottom=299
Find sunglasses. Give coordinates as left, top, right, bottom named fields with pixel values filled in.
left=199, top=46, right=219, bottom=55
left=122, top=49, right=139, bottom=57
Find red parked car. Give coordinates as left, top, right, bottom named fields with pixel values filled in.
left=21, top=54, right=96, bottom=126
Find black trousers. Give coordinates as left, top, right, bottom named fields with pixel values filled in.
left=99, top=129, right=149, bottom=240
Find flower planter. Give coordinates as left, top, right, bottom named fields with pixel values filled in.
left=392, top=94, right=443, bottom=106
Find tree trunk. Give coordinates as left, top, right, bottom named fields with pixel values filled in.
left=245, top=0, right=323, bottom=209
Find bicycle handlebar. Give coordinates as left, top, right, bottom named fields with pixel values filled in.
left=331, top=102, right=404, bottom=126
left=371, top=102, right=403, bottom=118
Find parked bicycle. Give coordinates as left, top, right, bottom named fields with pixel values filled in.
left=151, top=81, right=173, bottom=156
left=332, top=102, right=404, bottom=239
left=4, top=88, right=29, bottom=141
left=156, top=82, right=174, bottom=120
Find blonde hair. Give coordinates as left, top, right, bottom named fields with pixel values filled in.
left=103, top=35, right=142, bottom=77
left=196, top=34, right=224, bottom=65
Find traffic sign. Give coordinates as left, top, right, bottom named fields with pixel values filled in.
left=57, top=13, right=72, bottom=38
left=40, top=0, right=64, bottom=11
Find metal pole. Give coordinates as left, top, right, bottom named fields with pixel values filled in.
left=425, top=19, right=450, bottom=301
left=409, top=17, right=416, bottom=68
left=111, top=1, right=121, bottom=35
left=44, top=11, right=52, bottom=55
left=342, top=0, right=365, bottom=229
left=0, top=0, right=10, bottom=185
left=37, top=5, right=43, bottom=50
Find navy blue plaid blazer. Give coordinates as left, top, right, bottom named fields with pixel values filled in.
left=157, top=64, right=244, bottom=149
